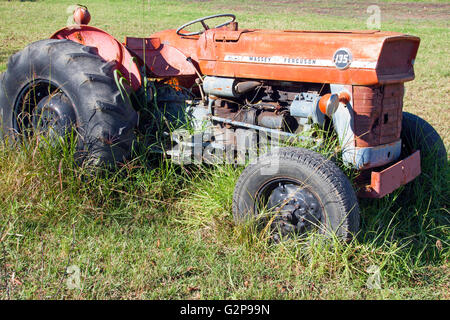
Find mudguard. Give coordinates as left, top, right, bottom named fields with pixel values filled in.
left=51, top=26, right=142, bottom=91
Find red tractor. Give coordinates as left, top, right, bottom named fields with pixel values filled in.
left=0, top=8, right=446, bottom=241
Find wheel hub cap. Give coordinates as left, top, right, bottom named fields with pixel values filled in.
left=266, top=183, right=323, bottom=241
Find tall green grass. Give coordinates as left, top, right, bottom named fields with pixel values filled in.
left=0, top=118, right=447, bottom=299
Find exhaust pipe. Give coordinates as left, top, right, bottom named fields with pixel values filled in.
left=203, top=76, right=261, bottom=98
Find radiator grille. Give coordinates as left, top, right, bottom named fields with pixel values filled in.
left=352, top=84, right=404, bottom=147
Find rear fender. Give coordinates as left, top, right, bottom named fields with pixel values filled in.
left=51, top=26, right=142, bottom=91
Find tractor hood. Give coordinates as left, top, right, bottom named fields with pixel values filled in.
left=199, top=29, right=420, bottom=85
left=136, top=28, right=420, bottom=85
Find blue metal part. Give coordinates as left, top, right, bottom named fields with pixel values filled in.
left=188, top=103, right=211, bottom=130
left=329, top=84, right=402, bottom=169
left=289, top=92, right=325, bottom=126
left=342, top=139, right=402, bottom=170
left=330, top=84, right=355, bottom=152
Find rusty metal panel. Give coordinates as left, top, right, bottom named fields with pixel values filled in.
left=380, top=84, right=404, bottom=145
left=353, top=83, right=404, bottom=147
left=377, top=38, right=420, bottom=81
left=143, top=29, right=419, bottom=86
left=358, top=150, right=421, bottom=198
left=199, top=31, right=419, bottom=85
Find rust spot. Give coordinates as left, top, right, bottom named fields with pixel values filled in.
left=74, top=32, right=84, bottom=44
left=353, top=84, right=404, bottom=147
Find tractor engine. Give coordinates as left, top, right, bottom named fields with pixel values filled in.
left=202, top=77, right=329, bottom=133
left=164, top=77, right=405, bottom=173
left=164, top=77, right=337, bottom=165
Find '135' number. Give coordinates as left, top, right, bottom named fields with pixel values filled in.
left=334, top=54, right=349, bottom=64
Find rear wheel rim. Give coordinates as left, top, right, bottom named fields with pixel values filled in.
left=13, top=80, right=76, bottom=137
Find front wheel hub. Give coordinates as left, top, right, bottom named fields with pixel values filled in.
left=264, top=181, right=323, bottom=241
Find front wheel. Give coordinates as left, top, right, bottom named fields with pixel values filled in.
left=232, top=147, right=360, bottom=242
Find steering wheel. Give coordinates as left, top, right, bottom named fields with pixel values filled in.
left=176, top=14, right=236, bottom=36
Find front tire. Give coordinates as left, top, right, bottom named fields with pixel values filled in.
left=233, top=147, right=360, bottom=242
left=0, top=39, right=138, bottom=166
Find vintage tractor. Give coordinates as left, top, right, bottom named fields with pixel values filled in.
left=0, top=8, right=446, bottom=241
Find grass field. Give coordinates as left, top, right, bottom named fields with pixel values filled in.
left=0, top=0, right=448, bottom=300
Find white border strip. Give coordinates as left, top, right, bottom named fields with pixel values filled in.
left=224, top=55, right=377, bottom=69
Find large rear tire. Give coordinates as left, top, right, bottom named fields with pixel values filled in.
left=401, top=112, right=447, bottom=168
left=0, top=39, right=138, bottom=166
left=233, top=147, right=360, bottom=242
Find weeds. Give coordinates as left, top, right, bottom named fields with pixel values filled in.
left=0, top=120, right=447, bottom=299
